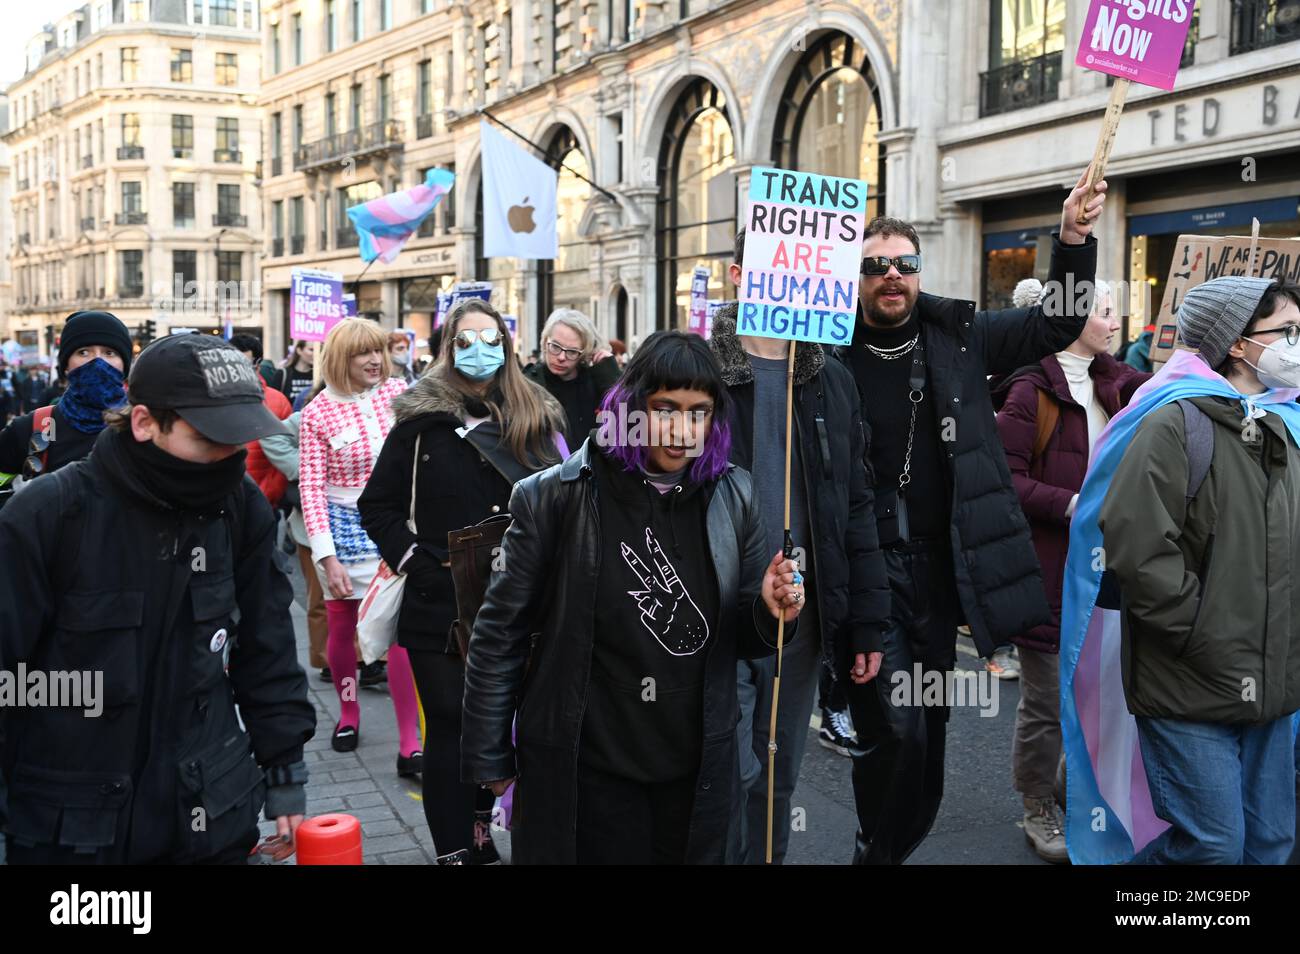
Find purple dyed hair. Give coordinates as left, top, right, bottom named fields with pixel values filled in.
left=595, top=331, right=733, bottom=483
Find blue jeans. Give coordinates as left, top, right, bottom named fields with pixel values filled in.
left=1134, top=715, right=1296, bottom=865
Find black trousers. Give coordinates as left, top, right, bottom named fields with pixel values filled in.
left=845, top=541, right=960, bottom=865
left=5, top=828, right=258, bottom=865
left=574, top=761, right=696, bottom=865
left=406, top=648, right=493, bottom=857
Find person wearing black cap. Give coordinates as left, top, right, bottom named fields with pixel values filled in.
left=0, top=333, right=317, bottom=864
left=0, top=310, right=133, bottom=481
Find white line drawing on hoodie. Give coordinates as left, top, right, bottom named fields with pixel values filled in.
left=621, top=527, right=711, bottom=655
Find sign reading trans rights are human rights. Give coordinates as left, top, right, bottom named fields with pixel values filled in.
left=738, top=167, right=868, bottom=346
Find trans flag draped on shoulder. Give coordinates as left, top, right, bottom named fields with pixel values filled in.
left=1060, top=348, right=1300, bottom=865
left=347, top=168, right=456, bottom=264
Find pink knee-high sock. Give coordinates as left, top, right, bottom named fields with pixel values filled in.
left=385, top=646, right=422, bottom=758
left=325, top=600, right=360, bottom=731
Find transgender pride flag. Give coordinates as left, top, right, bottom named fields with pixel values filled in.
left=347, top=168, right=455, bottom=264
left=1060, top=349, right=1300, bottom=864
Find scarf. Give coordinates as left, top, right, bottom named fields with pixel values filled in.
left=116, top=427, right=249, bottom=511
left=1059, top=349, right=1300, bottom=864
left=58, top=358, right=127, bottom=434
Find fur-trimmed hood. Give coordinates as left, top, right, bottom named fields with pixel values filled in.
left=708, top=301, right=826, bottom=387
left=389, top=368, right=565, bottom=427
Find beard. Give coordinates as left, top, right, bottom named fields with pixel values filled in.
left=861, top=282, right=919, bottom=328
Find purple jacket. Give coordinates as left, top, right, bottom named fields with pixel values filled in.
left=993, top=353, right=1150, bottom=652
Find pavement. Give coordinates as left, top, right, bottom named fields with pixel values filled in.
left=278, top=555, right=1046, bottom=865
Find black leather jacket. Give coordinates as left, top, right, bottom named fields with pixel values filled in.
left=460, top=440, right=796, bottom=864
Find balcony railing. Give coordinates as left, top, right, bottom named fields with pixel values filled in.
left=173, top=146, right=193, bottom=159
left=214, top=148, right=243, bottom=163
left=416, top=113, right=433, bottom=139
left=271, top=156, right=282, bottom=177
left=336, top=227, right=359, bottom=248
left=117, top=145, right=144, bottom=160
left=294, top=119, right=405, bottom=171
left=290, top=235, right=305, bottom=255
left=80, top=216, right=95, bottom=231
left=979, top=51, right=1062, bottom=118
left=118, top=284, right=144, bottom=299
left=271, top=237, right=284, bottom=257
left=115, top=211, right=147, bottom=225
left=1231, top=0, right=1300, bottom=54
left=214, top=212, right=248, bottom=227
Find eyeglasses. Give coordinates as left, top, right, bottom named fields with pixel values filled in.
left=545, top=340, right=583, bottom=361
left=1247, top=324, right=1300, bottom=347
left=861, top=254, right=922, bottom=276
left=453, top=328, right=503, bottom=349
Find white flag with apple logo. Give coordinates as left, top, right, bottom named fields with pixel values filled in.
left=480, top=121, right=558, bottom=260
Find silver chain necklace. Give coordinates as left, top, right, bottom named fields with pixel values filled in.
left=865, top=333, right=920, bottom=360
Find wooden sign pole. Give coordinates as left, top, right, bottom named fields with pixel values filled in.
left=1076, top=77, right=1130, bottom=226
left=765, top=339, right=797, bottom=864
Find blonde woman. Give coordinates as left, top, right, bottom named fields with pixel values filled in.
left=300, top=318, right=422, bottom=773
left=525, top=308, right=622, bottom=450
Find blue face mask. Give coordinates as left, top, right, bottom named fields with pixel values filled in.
left=59, top=356, right=127, bottom=434
left=454, top=340, right=506, bottom=381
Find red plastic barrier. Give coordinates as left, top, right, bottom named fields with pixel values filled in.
left=296, top=813, right=364, bottom=865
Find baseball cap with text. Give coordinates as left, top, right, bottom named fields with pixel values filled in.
left=127, top=334, right=288, bottom=444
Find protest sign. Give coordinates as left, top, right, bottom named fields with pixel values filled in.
left=501, top=314, right=519, bottom=344
left=1072, top=0, right=1198, bottom=222
left=342, top=293, right=357, bottom=318
left=290, top=268, right=346, bottom=342
left=1152, top=232, right=1300, bottom=367
left=688, top=267, right=711, bottom=337
left=434, top=281, right=494, bottom=328
left=737, top=167, right=868, bottom=346
left=1076, top=0, right=1196, bottom=91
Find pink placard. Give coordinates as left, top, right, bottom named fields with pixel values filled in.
left=1075, top=0, right=1196, bottom=91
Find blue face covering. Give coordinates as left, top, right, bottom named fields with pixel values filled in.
left=454, top=340, right=506, bottom=381
left=58, top=357, right=127, bottom=434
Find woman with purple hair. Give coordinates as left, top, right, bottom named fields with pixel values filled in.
left=461, top=329, right=806, bottom=864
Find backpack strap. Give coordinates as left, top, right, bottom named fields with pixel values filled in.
left=1031, top=389, right=1060, bottom=464
left=1176, top=399, right=1213, bottom=501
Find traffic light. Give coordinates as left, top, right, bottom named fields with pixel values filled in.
left=138, top=319, right=157, bottom=345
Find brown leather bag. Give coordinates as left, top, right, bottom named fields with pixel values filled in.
left=446, top=513, right=512, bottom=659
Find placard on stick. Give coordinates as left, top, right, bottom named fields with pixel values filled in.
left=290, top=268, right=345, bottom=342
left=738, top=167, right=868, bottom=347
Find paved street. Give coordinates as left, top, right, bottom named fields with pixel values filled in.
left=281, top=555, right=1045, bottom=865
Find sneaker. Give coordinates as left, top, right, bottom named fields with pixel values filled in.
left=436, top=849, right=470, bottom=865
left=358, top=660, right=387, bottom=690
left=470, top=811, right=502, bottom=865
left=1023, top=796, right=1069, bottom=863
left=817, top=706, right=861, bottom=758
left=986, top=645, right=1021, bottom=681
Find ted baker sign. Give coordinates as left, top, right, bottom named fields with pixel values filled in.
left=1077, top=0, right=1196, bottom=91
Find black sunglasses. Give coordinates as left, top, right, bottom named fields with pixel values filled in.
left=862, top=254, right=922, bottom=276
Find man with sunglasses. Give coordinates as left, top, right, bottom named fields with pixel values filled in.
left=840, top=164, right=1107, bottom=864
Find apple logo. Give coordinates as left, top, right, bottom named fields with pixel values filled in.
left=507, top=198, right=537, bottom=234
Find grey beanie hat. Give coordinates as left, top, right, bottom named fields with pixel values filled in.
left=1176, top=276, right=1276, bottom=368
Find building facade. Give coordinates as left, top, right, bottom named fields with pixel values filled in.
left=260, top=0, right=1299, bottom=359
left=0, top=93, right=13, bottom=344
left=3, top=0, right=263, bottom=361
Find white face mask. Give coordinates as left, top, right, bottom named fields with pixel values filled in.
left=1243, top=335, right=1300, bottom=390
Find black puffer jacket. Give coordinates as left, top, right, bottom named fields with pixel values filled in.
left=358, top=372, right=563, bottom=653
left=836, top=233, right=1097, bottom=655
left=0, top=428, right=316, bottom=863
left=460, top=441, right=795, bottom=864
left=709, top=307, right=889, bottom=674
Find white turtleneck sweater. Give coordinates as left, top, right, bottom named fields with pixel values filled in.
left=1056, top=349, right=1109, bottom=519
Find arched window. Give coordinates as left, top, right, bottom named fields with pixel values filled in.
left=773, top=32, right=886, bottom=219
left=613, top=284, right=629, bottom=343
left=656, top=78, right=736, bottom=332
left=537, top=126, right=592, bottom=338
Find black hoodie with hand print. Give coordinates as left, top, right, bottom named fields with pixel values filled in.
left=579, top=446, right=722, bottom=784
